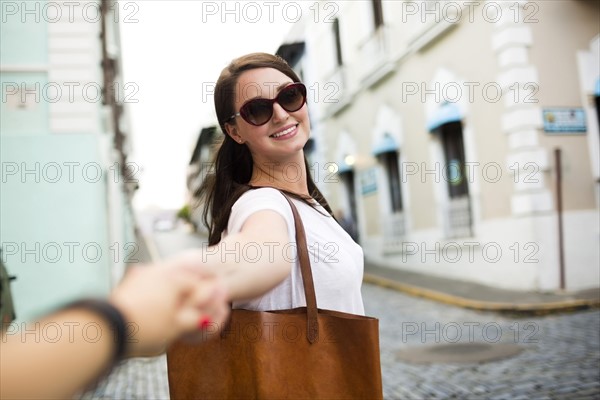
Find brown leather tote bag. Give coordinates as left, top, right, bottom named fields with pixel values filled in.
left=167, top=193, right=383, bottom=399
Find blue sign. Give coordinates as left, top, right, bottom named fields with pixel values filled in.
left=543, top=108, right=587, bottom=134
left=360, top=168, right=377, bottom=195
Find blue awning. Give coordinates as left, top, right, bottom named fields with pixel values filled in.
left=595, top=77, right=600, bottom=96
left=372, top=133, right=398, bottom=156
left=427, top=102, right=463, bottom=132
left=337, top=160, right=353, bottom=174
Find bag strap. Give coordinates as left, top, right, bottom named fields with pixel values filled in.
left=280, top=193, right=319, bottom=344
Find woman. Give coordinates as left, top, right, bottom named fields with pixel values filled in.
left=195, top=52, right=365, bottom=314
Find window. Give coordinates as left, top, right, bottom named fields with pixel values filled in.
left=437, top=121, right=472, bottom=238
left=304, top=138, right=315, bottom=165
left=333, top=18, right=343, bottom=66
left=371, top=0, right=384, bottom=29
left=380, top=151, right=402, bottom=212
left=595, top=94, right=600, bottom=135
left=439, top=121, right=468, bottom=198
left=339, top=170, right=359, bottom=241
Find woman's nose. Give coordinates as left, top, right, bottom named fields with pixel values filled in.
left=271, top=102, right=289, bottom=123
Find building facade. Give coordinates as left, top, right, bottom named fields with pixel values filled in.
left=1, top=0, right=137, bottom=321
left=187, top=125, right=219, bottom=234
left=282, top=0, right=599, bottom=291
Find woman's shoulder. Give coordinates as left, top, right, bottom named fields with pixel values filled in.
left=234, top=187, right=288, bottom=207
left=227, top=187, right=294, bottom=236
left=230, top=187, right=292, bottom=220
left=240, top=186, right=285, bottom=198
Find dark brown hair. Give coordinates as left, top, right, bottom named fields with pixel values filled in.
left=196, top=53, right=333, bottom=245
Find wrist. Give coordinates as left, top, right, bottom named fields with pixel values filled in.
left=66, top=299, right=128, bottom=364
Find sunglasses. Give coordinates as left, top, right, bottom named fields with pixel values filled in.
left=225, top=83, right=307, bottom=126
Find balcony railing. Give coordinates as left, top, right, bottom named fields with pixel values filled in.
left=444, top=196, right=473, bottom=239
left=358, top=26, right=395, bottom=85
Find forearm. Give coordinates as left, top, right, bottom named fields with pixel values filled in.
left=201, top=234, right=293, bottom=301
left=167, top=210, right=292, bottom=302
left=1, top=309, right=115, bottom=399
left=0, top=263, right=230, bottom=399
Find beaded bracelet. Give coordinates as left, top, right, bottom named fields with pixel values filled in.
left=67, top=299, right=128, bottom=364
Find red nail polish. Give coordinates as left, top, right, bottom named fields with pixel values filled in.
left=198, top=316, right=212, bottom=330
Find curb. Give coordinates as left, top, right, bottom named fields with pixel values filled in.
left=363, top=273, right=600, bottom=313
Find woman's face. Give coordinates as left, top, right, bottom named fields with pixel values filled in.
left=225, top=67, right=310, bottom=163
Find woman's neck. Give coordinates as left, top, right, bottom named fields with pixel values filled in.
left=249, top=155, right=310, bottom=197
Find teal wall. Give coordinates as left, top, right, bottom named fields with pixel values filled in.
left=0, top=2, right=50, bottom=135
left=0, top=134, right=111, bottom=321
left=0, top=2, right=48, bottom=64
left=0, top=1, right=136, bottom=322
left=1, top=72, right=50, bottom=135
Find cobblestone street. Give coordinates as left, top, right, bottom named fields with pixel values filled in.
left=82, top=228, right=600, bottom=399
left=80, top=356, right=169, bottom=400
left=365, top=284, right=600, bottom=399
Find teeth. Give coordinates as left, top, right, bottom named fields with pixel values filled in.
left=271, top=125, right=296, bottom=138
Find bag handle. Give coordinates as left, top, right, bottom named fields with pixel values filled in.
left=280, top=193, right=319, bottom=344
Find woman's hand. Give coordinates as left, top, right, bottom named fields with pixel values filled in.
left=109, top=262, right=229, bottom=357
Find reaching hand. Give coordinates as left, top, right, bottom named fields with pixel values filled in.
left=109, top=261, right=229, bottom=357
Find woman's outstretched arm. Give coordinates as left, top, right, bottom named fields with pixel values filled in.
left=175, top=209, right=293, bottom=302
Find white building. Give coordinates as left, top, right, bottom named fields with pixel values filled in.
left=279, top=0, right=600, bottom=292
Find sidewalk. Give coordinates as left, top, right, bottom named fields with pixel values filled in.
left=364, top=262, right=600, bottom=314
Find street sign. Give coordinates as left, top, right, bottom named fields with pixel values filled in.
left=542, top=108, right=587, bottom=134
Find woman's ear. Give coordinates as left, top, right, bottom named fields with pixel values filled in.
left=225, top=123, right=245, bottom=144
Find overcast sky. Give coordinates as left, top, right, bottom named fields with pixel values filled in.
left=120, top=1, right=299, bottom=210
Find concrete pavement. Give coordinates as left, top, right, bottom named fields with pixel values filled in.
left=364, top=262, right=600, bottom=313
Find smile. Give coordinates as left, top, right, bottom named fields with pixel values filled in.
left=270, top=124, right=298, bottom=139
